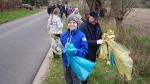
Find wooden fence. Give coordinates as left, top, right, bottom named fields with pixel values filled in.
left=0, top=0, right=22, bottom=12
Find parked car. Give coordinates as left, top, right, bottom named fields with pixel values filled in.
left=15, top=5, right=23, bottom=9
left=22, top=4, right=33, bottom=10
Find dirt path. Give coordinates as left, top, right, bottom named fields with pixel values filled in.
left=123, top=8, right=150, bottom=37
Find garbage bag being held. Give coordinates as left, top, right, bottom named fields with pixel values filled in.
left=98, top=30, right=133, bottom=80
left=63, top=43, right=96, bottom=81
left=63, top=43, right=77, bottom=55
left=69, top=55, right=96, bottom=81
left=108, top=40, right=133, bottom=80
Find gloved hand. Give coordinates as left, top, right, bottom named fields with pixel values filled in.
left=97, top=39, right=103, bottom=44
left=63, top=43, right=77, bottom=55
left=63, top=48, right=77, bottom=55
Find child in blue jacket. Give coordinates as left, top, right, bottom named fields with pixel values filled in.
left=61, top=14, right=88, bottom=84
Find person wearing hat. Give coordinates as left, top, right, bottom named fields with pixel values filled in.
left=60, top=14, right=88, bottom=84
left=79, top=11, right=103, bottom=84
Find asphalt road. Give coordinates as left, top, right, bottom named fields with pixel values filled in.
left=0, top=10, right=50, bottom=84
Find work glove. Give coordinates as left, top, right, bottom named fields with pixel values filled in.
left=63, top=43, right=77, bottom=55
left=97, top=39, right=103, bottom=44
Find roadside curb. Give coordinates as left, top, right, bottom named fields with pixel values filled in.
left=32, top=45, right=53, bottom=84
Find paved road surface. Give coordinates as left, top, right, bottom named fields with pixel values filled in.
left=0, top=10, right=50, bottom=84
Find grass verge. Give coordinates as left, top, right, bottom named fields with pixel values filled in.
left=43, top=58, right=66, bottom=84
left=0, top=9, right=41, bottom=24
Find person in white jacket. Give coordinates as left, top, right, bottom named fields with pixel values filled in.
left=47, top=7, right=63, bottom=37
left=47, top=8, right=63, bottom=58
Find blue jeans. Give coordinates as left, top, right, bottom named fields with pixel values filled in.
left=63, top=66, right=81, bottom=84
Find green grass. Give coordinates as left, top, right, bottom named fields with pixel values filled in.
left=142, top=76, right=150, bottom=83
left=43, top=58, right=66, bottom=84
left=125, top=26, right=150, bottom=50
left=126, top=25, right=136, bottom=34
left=43, top=57, right=147, bottom=84
left=139, top=37, right=150, bottom=45
left=43, top=57, right=118, bottom=84
left=89, top=60, right=118, bottom=84
left=0, top=9, right=41, bottom=24
left=90, top=60, right=145, bottom=84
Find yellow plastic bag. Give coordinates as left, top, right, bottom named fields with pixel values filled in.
left=98, top=30, right=133, bottom=80
left=99, top=30, right=115, bottom=64
left=108, top=40, right=133, bottom=80
left=99, top=41, right=111, bottom=64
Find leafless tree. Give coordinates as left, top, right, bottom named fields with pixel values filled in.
left=85, top=0, right=134, bottom=32
left=65, top=0, right=134, bottom=32
left=110, top=0, right=134, bottom=32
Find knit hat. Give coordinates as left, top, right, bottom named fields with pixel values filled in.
left=67, top=14, right=78, bottom=24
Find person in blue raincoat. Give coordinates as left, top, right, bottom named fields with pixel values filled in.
left=61, top=14, right=88, bottom=84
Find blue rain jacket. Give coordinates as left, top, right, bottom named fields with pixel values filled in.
left=61, top=29, right=88, bottom=67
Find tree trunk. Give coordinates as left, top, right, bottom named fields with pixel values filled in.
left=110, top=0, right=124, bottom=33
left=115, top=17, right=124, bottom=33
left=86, top=0, right=107, bottom=17
left=86, top=0, right=95, bottom=11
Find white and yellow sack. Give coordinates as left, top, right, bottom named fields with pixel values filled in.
left=98, top=30, right=133, bottom=80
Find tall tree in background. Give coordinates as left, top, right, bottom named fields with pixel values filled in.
left=85, top=0, right=107, bottom=17
left=65, top=0, right=134, bottom=33
left=110, top=0, right=134, bottom=32
left=85, top=0, right=102, bottom=12
left=85, top=0, right=134, bottom=32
